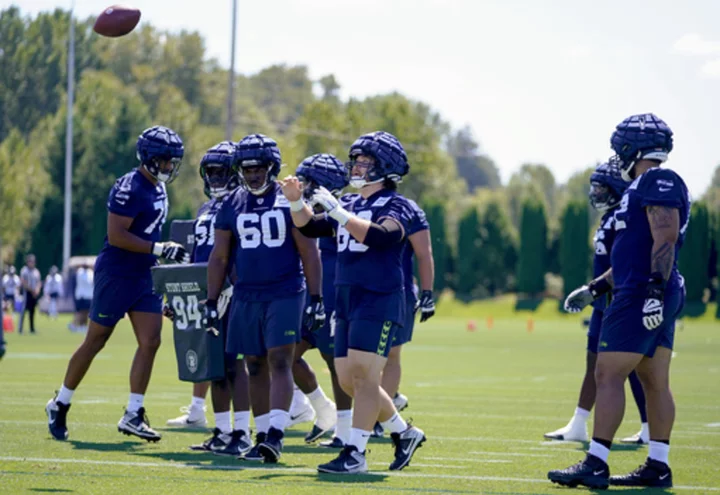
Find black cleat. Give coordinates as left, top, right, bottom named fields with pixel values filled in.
left=317, top=445, right=368, bottom=474
left=319, top=436, right=345, bottom=449
left=370, top=421, right=384, bottom=438
left=46, top=395, right=70, bottom=441
left=548, top=454, right=609, bottom=489
left=213, top=429, right=252, bottom=457
left=117, top=407, right=162, bottom=442
left=242, top=432, right=266, bottom=462
left=305, top=423, right=333, bottom=444
left=389, top=425, right=426, bottom=470
left=610, top=458, right=672, bottom=488
left=190, top=428, right=230, bottom=452
left=258, top=427, right=284, bottom=463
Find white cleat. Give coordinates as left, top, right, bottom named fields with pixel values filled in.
left=544, top=422, right=588, bottom=442
left=393, top=392, right=409, bottom=412
left=620, top=430, right=649, bottom=445
left=305, top=402, right=337, bottom=443
left=166, top=405, right=207, bottom=429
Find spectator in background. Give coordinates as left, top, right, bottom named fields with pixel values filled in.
left=2, top=266, right=20, bottom=315
left=19, top=254, right=42, bottom=334
left=71, top=264, right=94, bottom=333
left=44, top=266, right=64, bottom=319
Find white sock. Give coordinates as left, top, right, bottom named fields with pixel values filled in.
left=234, top=410, right=250, bottom=434
left=191, top=396, right=206, bottom=411
left=127, top=393, right=144, bottom=413
left=336, top=409, right=352, bottom=443
left=648, top=441, right=670, bottom=465
left=307, top=386, right=331, bottom=411
left=572, top=407, right=591, bottom=425
left=588, top=440, right=610, bottom=463
left=215, top=411, right=232, bottom=434
left=349, top=427, right=371, bottom=453
left=381, top=412, right=408, bottom=434
left=269, top=409, right=290, bottom=432
left=640, top=422, right=650, bottom=440
left=57, top=385, right=74, bottom=405
left=290, top=387, right=306, bottom=413
left=254, top=413, right=270, bottom=434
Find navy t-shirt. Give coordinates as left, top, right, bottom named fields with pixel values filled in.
left=401, top=199, right=429, bottom=299
left=610, top=168, right=690, bottom=293
left=591, top=210, right=617, bottom=310
left=215, top=183, right=305, bottom=301
left=95, top=169, right=168, bottom=277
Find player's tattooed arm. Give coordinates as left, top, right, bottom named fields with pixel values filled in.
left=594, top=268, right=613, bottom=288
left=646, top=205, right=680, bottom=281
left=206, top=229, right=232, bottom=301
left=292, top=228, right=322, bottom=296
left=409, top=229, right=434, bottom=291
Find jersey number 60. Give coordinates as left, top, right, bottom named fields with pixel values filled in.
left=236, top=211, right=287, bottom=249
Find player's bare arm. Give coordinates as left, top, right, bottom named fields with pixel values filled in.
left=292, top=228, right=322, bottom=296
left=206, top=228, right=231, bottom=301
left=408, top=230, right=434, bottom=292
left=647, top=205, right=679, bottom=281
left=107, top=212, right=154, bottom=253
left=281, top=176, right=314, bottom=227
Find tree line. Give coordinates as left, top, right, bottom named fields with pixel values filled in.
left=1, top=7, right=718, bottom=315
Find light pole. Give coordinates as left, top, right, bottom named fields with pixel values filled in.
left=225, top=0, right=237, bottom=141
left=62, top=1, right=76, bottom=271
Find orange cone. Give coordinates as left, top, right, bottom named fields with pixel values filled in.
left=486, top=316, right=494, bottom=330
left=3, top=313, right=15, bottom=332
left=527, top=319, right=534, bottom=333
left=467, top=320, right=477, bottom=332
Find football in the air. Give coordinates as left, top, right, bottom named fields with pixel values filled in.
left=93, top=5, right=141, bottom=37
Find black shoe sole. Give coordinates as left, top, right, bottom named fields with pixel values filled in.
left=48, top=430, right=68, bottom=441
left=548, top=475, right=609, bottom=490
left=610, top=478, right=672, bottom=488
left=305, top=425, right=332, bottom=444
left=389, top=435, right=426, bottom=471
left=118, top=427, right=161, bottom=443
left=258, top=443, right=281, bottom=463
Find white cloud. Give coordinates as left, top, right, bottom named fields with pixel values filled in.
left=700, top=59, right=720, bottom=78
left=672, top=33, right=720, bottom=55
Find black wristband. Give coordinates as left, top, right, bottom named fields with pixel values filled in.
left=647, top=272, right=666, bottom=300
left=310, top=294, right=323, bottom=304
left=205, top=299, right=218, bottom=308
left=587, top=278, right=612, bottom=299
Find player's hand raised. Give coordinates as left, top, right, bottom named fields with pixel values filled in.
left=280, top=176, right=304, bottom=202
left=416, top=290, right=435, bottom=322
left=201, top=299, right=220, bottom=337
left=563, top=285, right=594, bottom=313
left=311, top=186, right=339, bottom=213
left=153, top=241, right=190, bottom=264
left=303, top=295, right=326, bottom=333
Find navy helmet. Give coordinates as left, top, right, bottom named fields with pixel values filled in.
left=136, top=125, right=184, bottom=184
left=347, top=131, right=409, bottom=188
left=610, top=113, right=673, bottom=182
left=200, top=141, right=240, bottom=199
left=296, top=153, right=349, bottom=199
left=234, top=134, right=282, bottom=195
left=589, top=159, right=628, bottom=212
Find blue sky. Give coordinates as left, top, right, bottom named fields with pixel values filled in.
left=9, top=0, right=720, bottom=196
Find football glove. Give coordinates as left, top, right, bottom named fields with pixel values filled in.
left=303, top=295, right=326, bottom=333
left=642, top=273, right=665, bottom=331
left=217, top=286, right=233, bottom=319
left=416, top=290, right=435, bottom=322
left=563, top=278, right=612, bottom=313
left=311, top=186, right=352, bottom=226
left=152, top=241, right=190, bottom=264
left=201, top=299, right=220, bottom=337
left=162, top=302, right=175, bottom=321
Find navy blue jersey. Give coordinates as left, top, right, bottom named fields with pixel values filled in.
left=319, top=229, right=339, bottom=306
left=401, top=199, right=430, bottom=296
left=591, top=210, right=617, bottom=310
left=215, top=182, right=305, bottom=301
left=335, top=190, right=414, bottom=293
left=611, top=168, right=690, bottom=292
left=192, top=198, right=225, bottom=263
left=95, top=169, right=168, bottom=277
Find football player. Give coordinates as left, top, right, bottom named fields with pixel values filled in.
left=545, top=161, right=648, bottom=444
left=46, top=126, right=189, bottom=442
left=204, top=134, right=323, bottom=463
left=549, top=114, right=688, bottom=489
left=281, top=131, right=426, bottom=474
left=164, top=142, right=253, bottom=456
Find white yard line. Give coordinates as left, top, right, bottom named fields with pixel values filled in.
left=1, top=456, right=718, bottom=491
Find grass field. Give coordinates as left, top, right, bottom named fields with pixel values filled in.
left=1, top=299, right=719, bottom=494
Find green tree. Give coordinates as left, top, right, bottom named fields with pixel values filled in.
left=423, top=201, right=449, bottom=293
left=517, top=193, right=548, bottom=295
left=447, top=126, right=501, bottom=191
left=507, top=163, right=558, bottom=229
left=678, top=201, right=711, bottom=303
left=476, top=199, right=517, bottom=295
left=456, top=206, right=480, bottom=298
left=560, top=200, right=590, bottom=301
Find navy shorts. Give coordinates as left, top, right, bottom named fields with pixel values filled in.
left=90, top=273, right=162, bottom=327
left=302, top=298, right=335, bottom=356
left=75, top=298, right=92, bottom=311
left=49, top=293, right=59, bottom=300
left=226, top=292, right=304, bottom=357
left=587, top=308, right=603, bottom=353
left=392, top=290, right=417, bottom=347
left=600, top=283, right=685, bottom=357
left=333, top=285, right=404, bottom=359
